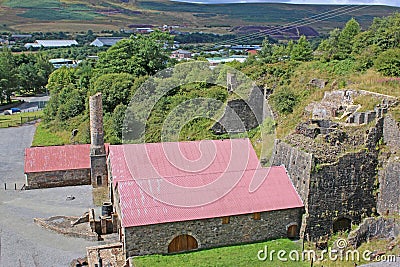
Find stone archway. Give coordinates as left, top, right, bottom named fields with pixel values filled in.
left=168, top=234, right=198, bottom=253
left=333, top=217, right=352, bottom=233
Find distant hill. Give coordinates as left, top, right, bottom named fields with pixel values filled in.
left=0, top=0, right=398, bottom=33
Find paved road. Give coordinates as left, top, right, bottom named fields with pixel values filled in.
left=361, top=257, right=400, bottom=266
left=0, top=125, right=99, bottom=267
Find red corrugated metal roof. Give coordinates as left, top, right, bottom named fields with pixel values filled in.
left=109, top=139, right=304, bottom=228
left=24, top=144, right=91, bottom=173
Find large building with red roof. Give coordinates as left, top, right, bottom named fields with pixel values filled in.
left=108, top=138, right=304, bottom=257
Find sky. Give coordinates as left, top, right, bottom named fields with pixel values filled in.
left=172, top=0, right=400, bottom=7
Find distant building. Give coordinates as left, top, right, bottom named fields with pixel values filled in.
left=24, top=40, right=78, bottom=49
left=230, top=45, right=261, bottom=51
left=11, top=34, right=32, bottom=39
left=207, top=55, right=248, bottom=66
left=136, top=28, right=154, bottom=34
left=170, top=49, right=192, bottom=60
left=49, top=58, right=81, bottom=69
left=90, top=37, right=125, bottom=47
left=247, top=49, right=258, bottom=56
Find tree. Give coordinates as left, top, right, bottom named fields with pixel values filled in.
left=374, top=48, right=400, bottom=76
left=0, top=47, right=17, bottom=103
left=317, top=28, right=340, bottom=61
left=95, top=31, right=173, bottom=77
left=291, top=36, right=313, bottom=61
left=337, top=18, right=361, bottom=59
left=91, top=73, right=135, bottom=113
left=258, top=38, right=274, bottom=63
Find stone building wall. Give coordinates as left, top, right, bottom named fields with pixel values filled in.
left=123, top=208, right=303, bottom=257
left=26, top=169, right=90, bottom=189
left=271, top=140, right=313, bottom=207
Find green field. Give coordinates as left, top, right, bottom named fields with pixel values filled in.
left=133, top=239, right=308, bottom=267
left=0, top=110, right=42, bottom=128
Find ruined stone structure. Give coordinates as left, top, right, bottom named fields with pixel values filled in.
left=348, top=217, right=400, bottom=248
left=226, top=72, right=237, bottom=93
left=272, top=118, right=385, bottom=240
left=212, top=86, right=266, bottom=134
left=89, top=93, right=108, bottom=188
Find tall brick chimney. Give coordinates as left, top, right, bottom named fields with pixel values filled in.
left=89, top=93, right=108, bottom=187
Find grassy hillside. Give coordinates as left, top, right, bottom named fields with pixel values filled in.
left=0, top=0, right=399, bottom=33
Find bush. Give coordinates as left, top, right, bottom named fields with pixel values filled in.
left=270, top=87, right=298, bottom=114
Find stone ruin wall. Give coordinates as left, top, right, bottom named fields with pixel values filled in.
left=271, top=140, right=313, bottom=207
left=348, top=217, right=400, bottom=248
left=307, top=151, right=379, bottom=239
left=272, top=118, right=386, bottom=240
left=212, top=86, right=266, bottom=134
left=377, top=114, right=400, bottom=215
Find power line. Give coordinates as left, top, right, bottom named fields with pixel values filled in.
left=201, top=5, right=371, bottom=49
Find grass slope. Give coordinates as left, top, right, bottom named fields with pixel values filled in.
left=133, top=239, right=308, bottom=267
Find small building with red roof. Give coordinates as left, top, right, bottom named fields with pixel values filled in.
left=108, top=138, right=304, bottom=257
left=24, top=144, right=92, bottom=189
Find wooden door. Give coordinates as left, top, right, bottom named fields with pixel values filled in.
left=168, top=234, right=198, bottom=253
left=287, top=225, right=298, bottom=239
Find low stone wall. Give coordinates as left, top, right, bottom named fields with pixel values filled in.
left=26, top=168, right=91, bottom=189
left=348, top=217, right=400, bottom=248
left=34, top=216, right=98, bottom=241
left=124, top=208, right=303, bottom=257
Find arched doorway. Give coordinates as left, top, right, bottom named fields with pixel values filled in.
left=168, top=234, right=198, bottom=253
left=287, top=224, right=298, bottom=239
left=333, top=218, right=352, bottom=233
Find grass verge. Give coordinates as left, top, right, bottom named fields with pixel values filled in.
left=133, top=238, right=307, bottom=267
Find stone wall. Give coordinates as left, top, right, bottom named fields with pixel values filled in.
left=26, top=169, right=90, bottom=189
left=348, top=217, right=400, bottom=248
left=123, top=208, right=303, bottom=257
left=377, top=115, right=400, bottom=215
left=383, top=115, right=400, bottom=151
left=271, top=140, right=313, bottom=207
left=306, top=151, right=379, bottom=239
left=378, top=160, right=400, bottom=215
